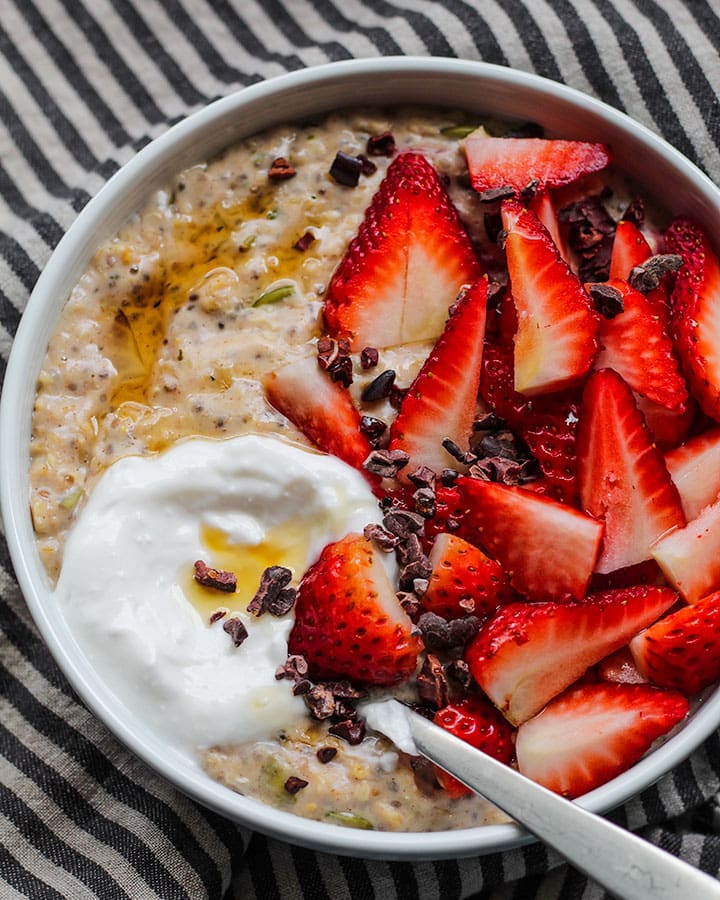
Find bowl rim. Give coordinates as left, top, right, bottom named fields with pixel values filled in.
left=3, top=55, right=720, bottom=860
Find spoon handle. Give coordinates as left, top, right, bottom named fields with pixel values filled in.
left=406, top=708, right=720, bottom=900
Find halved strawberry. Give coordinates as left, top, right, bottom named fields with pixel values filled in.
left=479, top=322, right=582, bottom=506
left=423, top=532, right=513, bottom=621
left=630, top=590, right=720, bottom=695
left=593, top=278, right=687, bottom=409
left=516, top=682, right=688, bottom=797
left=288, top=533, right=421, bottom=685
left=454, top=477, right=603, bottom=602
left=665, top=217, right=720, bottom=419
left=577, top=369, right=685, bottom=574
left=502, top=199, right=600, bottom=395
left=652, top=498, right=720, bottom=603
left=597, top=647, right=647, bottom=684
left=263, top=356, right=374, bottom=475
left=433, top=697, right=515, bottom=797
left=388, top=280, right=487, bottom=476
left=465, top=586, right=677, bottom=724
left=464, top=135, right=611, bottom=196
left=323, top=152, right=482, bottom=349
left=665, top=428, right=720, bottom=521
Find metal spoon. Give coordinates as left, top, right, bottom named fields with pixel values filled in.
left=378, top=700, right=720, bottom=900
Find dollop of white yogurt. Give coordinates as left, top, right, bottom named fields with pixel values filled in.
left=55, top=434, right=384, bottom=755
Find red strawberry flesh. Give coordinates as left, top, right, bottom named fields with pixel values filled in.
left=465, top=585, right=677, bottom=725
left=516, top=682, right=688, bottom=797
left=323, top=152, right=482, bottom=349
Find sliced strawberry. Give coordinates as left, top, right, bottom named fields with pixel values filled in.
left=465, top=586, right=677, bottom=724
left=423, top=484, right=467, bottom=549
left=480, top=324, right=582, bottom=506
left=597, top=647, right=647, bottom=684
left=665, top=217, right=720, bottom=419
left=263, top=356, right=374, bottom=475
left=288, top=533, right=421, bottom=685
left=636, top=394, right=695, bottom=451
left=423, top=533, right=513, bottom=621
left=323, top=152, right=482, bottom=349
left=454, top=477, right=603, bottom=602
left=433, top=697, right=515, bottom=797
left=652, top=498, right=720, bottom=603
left=464, top=135, right=611, bottom=196
left=502, top=199, right=600, bottom=395
left=388, top=280, right=487, bottom=476
left=593, top=278, right=687, bottom=409
left=577, top=369, right=685, bottom=574
left=609, top=219, right=653, bottom=280
left=665, top=428, right=720, bottom=521
left=516, top=682, right=688, bottom=797
left=630, top=591, right=720, bottom=695
left=529, top=190, right=567, bottom=259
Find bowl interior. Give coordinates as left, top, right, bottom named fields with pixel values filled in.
left=2, top=57, right=720, bottom=860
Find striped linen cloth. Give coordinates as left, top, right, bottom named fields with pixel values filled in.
left=2, top=1, right=720, bottom=897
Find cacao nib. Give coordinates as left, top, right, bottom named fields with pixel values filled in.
left=389, top=385, right=408, bottom=409
left=416, top=654, right=449, bottom=708
left=520, top=178, right=540, bottom=200
left=359, top=415, right=387, bottom=444
left=304, top=684, right=336, bottom=720
left=399, top=557, right=432, bottom=592
left=478, top=185, right=516, bottom=203
left=367, top=131, right=396, bottom=157
left=360, top=346, right=379, bottom=369
left=284, top=776, right=308, bottom=794
left=361, top=369, right=396, bottom=402
left=208, top=608, right=228, bottom=625
left=441, top=468, right=459, bottom=486
left=587, top=282, right=625, bottom=319
left=222, top=616, right=249, bottom=648
left=446, top=658, right=473, bottom=690
left=294, top=231, right=315, bottom=252
left=397, top=591, right=422, bottom=622
left=442, top=438, right=472, bottom=465
left=292, top=679, right=313, bottom=696
left=628, top=254, right=682, bottom=293
left=275, top=654, right=309, bottom=682
left=194, top=560, right=237, bottom=593
left=363, top=522, right=399, bottom=552
left=357, top=154, right=377, bottom=176
left=330, top=151, right=363, bottom=187
left=268, top=157, right=296, bottom=180
left=363, top=448, right=410, bottom=478
left=316, top=336, right=354, bottom=387
left=329, top=718, right=365, bottom=745
left=325, top=681, right=367, bottom=700
left=559, top=195, right=616, bottom=282
left=317, top=747, right=337, bottom=764
left=418, top=612, right=482, bottom=651
left=247, top=566, right=293, bottom=617
left=383, top=509, right=425, bottom=539
left=413, top=487, right=436, bottom=518
left=407, top=465, right=436, bottom=490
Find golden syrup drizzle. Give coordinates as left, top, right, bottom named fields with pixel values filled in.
left=108, top=195, right=318, bottom=410
left=184, top=520, right=313, bottom=621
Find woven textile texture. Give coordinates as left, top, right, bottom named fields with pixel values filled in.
left=2, top=1, right=720, bottom=898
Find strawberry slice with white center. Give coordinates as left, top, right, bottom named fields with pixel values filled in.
left=630, top=590, right=720, bottom=695
left=665, top=217, right=720, bottom=419
left=577, top=369, right=685, bottom=574
left=388, top=280, right=487, bottom=476
left=502, top=199, right=600, bottom=395
left=455, top=476, right=603, bottom=602
left=263, top=356, right=373, bottom=475
left=288, top=533, right=421, bottom=685
left=652, top=497, right=720, bottom=603
left=665, top=428, right=720, bottom=521
left=516, top=682, right=688, bottom=797
left=323, top=152, right=482, bottom=349
left=423, top=532, right=514, bottom=621
left=465, top=586, right=677, bottom=725
left=529, top=190, right=567, bottom=259
left=464, top=134, right=611, bottom=196
left=635, top=394, right=695, bottom=451
left=593, top=278, right=687, bottom=409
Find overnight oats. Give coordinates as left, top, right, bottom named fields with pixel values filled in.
left=30, top=105, right=720, bottom=832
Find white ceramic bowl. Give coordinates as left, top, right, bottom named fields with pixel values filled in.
left=3, top=57, right=720, bottom=861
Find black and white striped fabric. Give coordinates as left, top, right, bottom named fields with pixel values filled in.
left=2, top=2, right=720, bottom=898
